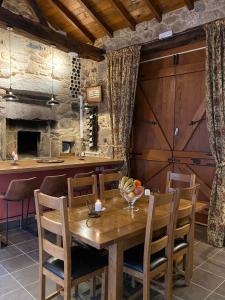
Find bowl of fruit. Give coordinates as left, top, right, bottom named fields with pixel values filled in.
left=119, top=176, right=144, bottom=211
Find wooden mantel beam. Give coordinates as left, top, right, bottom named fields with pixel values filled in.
left=0, top=7, right=105, bottom=61
left=184, top=0, right=194, bottom=10
left=51, top=0, right=95, bottom=43
left=110, top=0, right=136, bottom=31
left=144, top=0, right=162, bottom=22
left=76, top=0, right=113, bottom=37
left=27, top=0, right=49, bottom=27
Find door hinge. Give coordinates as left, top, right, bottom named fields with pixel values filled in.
left=168, top=157, right=180, bottom=163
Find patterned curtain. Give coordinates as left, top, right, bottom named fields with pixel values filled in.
left=106, top=46, right=141, bottom=173
left=206, top=20, right=225, bottom=248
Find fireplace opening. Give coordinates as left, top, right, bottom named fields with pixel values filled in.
left=18, top=131, right=40, bottom=157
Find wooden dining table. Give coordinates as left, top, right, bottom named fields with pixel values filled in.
left=43, top=196, right=207, bottom=300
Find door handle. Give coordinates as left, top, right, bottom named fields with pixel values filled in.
left=174, top=127, right=179, bottom=136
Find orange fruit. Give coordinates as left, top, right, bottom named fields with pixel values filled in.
left=134, top=179, right=142, bottom=187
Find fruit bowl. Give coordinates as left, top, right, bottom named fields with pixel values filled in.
left=119, top=177, right=144, bottom=211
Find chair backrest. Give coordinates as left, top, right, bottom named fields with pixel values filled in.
left=34, top=190, right=71, bottom=280
left=4, top=177, right=37, bottom=201
left=99, top=170, right=122, bottom=200
left=74, top=171, right=95, bottom=193
left=175, top=184, right=200, bottom=241
left=144, top=191, right=179, bottom=275
left=40, top=174, right=67, bottom=197
left=165, top=171, right=196, bottom=193
left=68, top=174, right=98, bottom=207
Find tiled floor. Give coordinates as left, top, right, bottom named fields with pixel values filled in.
left=0, top=224, right=224, bottom=300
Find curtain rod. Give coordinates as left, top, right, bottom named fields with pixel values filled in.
left=140, top=46, right=206, bottom=64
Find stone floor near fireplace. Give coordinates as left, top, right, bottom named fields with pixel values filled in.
left=0, top=224, right=224, bottom=300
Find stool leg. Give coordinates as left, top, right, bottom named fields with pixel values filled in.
left=21, top=199, right=24, bottom=229
left=5, top=200, right=8, bottom=246
left=26, top=197, right=31, bottom=228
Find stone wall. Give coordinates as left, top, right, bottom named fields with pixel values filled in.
left=0, top=27, right=81, bottom=159
left=81, top=0, right=225, bottom=158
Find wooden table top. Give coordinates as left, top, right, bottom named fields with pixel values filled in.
left=0, top=157, right=122, bottom=174
left=44, top=197, right=207, bottom=249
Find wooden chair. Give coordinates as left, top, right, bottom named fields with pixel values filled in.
left=99, top=170, right=122, bottom=200
left=34, top=190, right=108, bottom=300
left=165, top=171, right=196, bottom=193
left=74, top=171, right=95, bottom=194
left=123, top=191, right=179, bottom=300
left=173, top=184, right=200, bottom=286
left=67, top=174, right=98, bottom=207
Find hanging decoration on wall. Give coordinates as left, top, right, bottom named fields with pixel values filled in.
left=70, top=55, right=81, bottom=99
left=3, top=27, right=19, bottom=102
left=47, top=45, right=59, bottom=106
left=86, top=85, right=102, bottom=103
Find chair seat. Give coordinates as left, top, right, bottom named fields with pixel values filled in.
left=174, top=238, right=188, bottom=253
left=44, top=245, right=108, bottom=280
left=124, top=244, right=167, bottom=273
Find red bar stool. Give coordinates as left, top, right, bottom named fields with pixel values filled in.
left=0, top=177, right=37, bottom=246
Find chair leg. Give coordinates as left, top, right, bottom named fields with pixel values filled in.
left=165, top=263, right=173, bottom=300
left=26, top=197, right=31, bottom=227
left=90, top=277, right=96, bottom=298
left=39, top=273, right=46, bottom=300
left=101, top=268, right=108, bottom=300
left=63, top=281, right=71, bottom=300
left=143, top=275, right=150, bottom=300
left=184, top=250, right=192, bottom=286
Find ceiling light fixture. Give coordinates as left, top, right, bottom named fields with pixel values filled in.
left=3, top=27, right=18, bottom=101
left=47, top=45, right=59, bottom=106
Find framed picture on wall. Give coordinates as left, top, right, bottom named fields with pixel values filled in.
left=86, top=85, right=102, bottom=103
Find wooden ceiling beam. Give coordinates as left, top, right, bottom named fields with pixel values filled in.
left=110, top=0, right=136, bottom=31
left=0, top=7, right=105, bottom=61
left=144, top=0, right=162, bottom=22
left=27, top=0, right=49, bottom=27
left=184, top=0, right=194, bottom=10
left=51, top=0, right=95, bottom=43
left=76, top=0, right=113, bottom=37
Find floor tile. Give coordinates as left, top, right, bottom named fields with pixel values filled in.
left=0, top=265, right=7, bottom=277
left=11, top=264, right=38, bottom=286
left=215, top=281, right=225, bottom=297
left=1, top=254, right=35, bottom=273
left=210, top=249, right=225, bottom=264
left=0, top=274, right=21, bottom=296
left=200, top=259, right=225, bottom=278
left=174, top=282, right=210, bottom=300
left=25, top=277, right=58, bottom=299
left=205, top=293, right=225, bottom=300
left=26, top=250, right=39, bottom=263
left=0, top=246, right=22, bottom=262
left=8, top=231, right=35, bottom=245
left=0, top=287, right=34, bottom=300
left=194, top=242, right=221, bottom=266
left=16, top=239, right=38, bottom=253
left=192, top=268, right=224, bottom=290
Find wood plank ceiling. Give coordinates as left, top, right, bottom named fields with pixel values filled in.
left=37, top=0, right=196, bottom=44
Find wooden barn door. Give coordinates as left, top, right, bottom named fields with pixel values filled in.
left=130, top=42, right=215, bottom=224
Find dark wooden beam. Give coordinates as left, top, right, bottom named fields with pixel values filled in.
left=144, top=0, right=162, bottom=22
left=141, top=26, right=205, bottom=56
left=110, top=0, right=136, bottom=30
left=76, top=0, right=113, bottom=37
left=0, top=7, right=105, bottom=61
left=51, top=0, right=95, bottom=43
left=184, top=0, right=194, bottom=10
left=27, top=0, right=49, bottom=27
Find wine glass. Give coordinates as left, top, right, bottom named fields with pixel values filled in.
left=120, top=186, right=144, bottom=211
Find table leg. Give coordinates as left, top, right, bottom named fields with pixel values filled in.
left=108, top=242, right=124, bottom=300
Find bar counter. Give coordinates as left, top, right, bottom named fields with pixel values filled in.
left=0, top=156, right=123, bottom=221
left=0, top=156, right=122, bottom=174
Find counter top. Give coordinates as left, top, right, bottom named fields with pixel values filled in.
left=0, top=157, right=123, bottom=174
